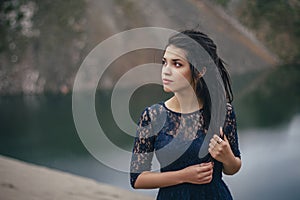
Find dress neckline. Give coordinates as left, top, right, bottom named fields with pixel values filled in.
left=161, top=102, right=203, bottom=115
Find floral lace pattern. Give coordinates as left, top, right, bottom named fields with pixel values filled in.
left=130, top=102, right=240, bottom=199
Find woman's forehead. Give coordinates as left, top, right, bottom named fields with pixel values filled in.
left=164, top=45, right=188, bottom=62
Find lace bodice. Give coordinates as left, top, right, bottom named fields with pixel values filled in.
left=130, top=102, right=240, bottom=199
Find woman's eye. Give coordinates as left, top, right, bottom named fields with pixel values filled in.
left=175, top=62, right=182, bottom=67
left=162, top=59, right=166, bottom=65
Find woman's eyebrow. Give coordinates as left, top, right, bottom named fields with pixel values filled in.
left=162, top=57, right=185, bottom=62
left=171, top=59, right=183, bottom=62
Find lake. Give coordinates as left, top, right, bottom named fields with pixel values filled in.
left=0, top=92, right=299, bottom=199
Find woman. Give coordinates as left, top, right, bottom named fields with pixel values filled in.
left=130, top=30, right=241, bottom=199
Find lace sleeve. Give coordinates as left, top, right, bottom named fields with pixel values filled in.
left=130, top=107, right=156, bottom=188
left=223, top=103, right=241, bottom=158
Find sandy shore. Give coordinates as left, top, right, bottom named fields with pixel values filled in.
left=0, top=155, right=153, bottom=200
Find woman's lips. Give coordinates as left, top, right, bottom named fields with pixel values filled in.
left=162, top=78, right=173, bottom=85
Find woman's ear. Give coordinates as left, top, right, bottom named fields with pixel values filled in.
left=197, top=66, right=207, bottom=78
left=200, top=67, right=207, bottom=76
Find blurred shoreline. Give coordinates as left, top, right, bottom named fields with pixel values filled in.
left=0, top=155, right=153, bottom=200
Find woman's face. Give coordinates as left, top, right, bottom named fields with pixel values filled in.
left=161, top=45, right=193, bottom=93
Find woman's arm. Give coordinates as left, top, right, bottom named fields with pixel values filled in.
left=134, top=162, right=214, bottom=189
left=222, top=152, right=241, bottom=175
left=208, top=104, right=242, bottom=175
left=209, top=128, right=241, bottom=175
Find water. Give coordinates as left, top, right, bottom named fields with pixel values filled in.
left=225, top=115, right=300, bottom=200
left=0, top=93, right=299, bottom=199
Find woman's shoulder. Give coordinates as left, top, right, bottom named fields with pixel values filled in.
left=149, top=102, right=165, bottom=111
left=141, top=102, right=165, bottom=117
left=137, top=102, right=167, bottom=131
left=138, top=102, right=168, bottom=122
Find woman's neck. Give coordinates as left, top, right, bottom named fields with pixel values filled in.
left=166, top=90, right=203, bottom=113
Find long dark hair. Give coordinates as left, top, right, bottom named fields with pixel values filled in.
left=167, top=30, right=233, bottom=129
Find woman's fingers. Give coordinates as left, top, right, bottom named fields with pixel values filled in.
left=213, top=134, right=223, bottom=144
left=199, top=164, right=213, bottom=173
left=195, top=163, right=213, bottom=184
left=220, top=126, right=224, bottom=138
left=208, top=129, right=233, bottom=163
left=181, top=162, right=213, bottom=184
left=209, top=135, right=222, bottom=154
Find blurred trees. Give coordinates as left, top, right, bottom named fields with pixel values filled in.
left=229, top=0, right=300, bottom=127
left=211, top=0, right=300, bottom=127
left=0, top=0, right=86, bottom=94
left=213, top=0, right=300, bottom=62
left=238, top=0, right=300, bottom=63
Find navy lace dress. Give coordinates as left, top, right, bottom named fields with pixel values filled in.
left=130, top=102, right=241, bottom=200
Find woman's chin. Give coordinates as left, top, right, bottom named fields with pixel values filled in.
left=163, top=86, right=172, bottom=93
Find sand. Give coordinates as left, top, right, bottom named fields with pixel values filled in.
left=0, top=155, right=153, bottom=200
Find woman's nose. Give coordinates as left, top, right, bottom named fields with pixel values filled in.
left=162, top=64, right=172, bottom=75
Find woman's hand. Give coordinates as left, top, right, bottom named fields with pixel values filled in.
left=208, top=127, right=235, bottom=164
left=179, top=162, right=213, bottom=184
left=134, top=162, right=213, bottom=189
left=208, top=127, right=241, bottom=175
